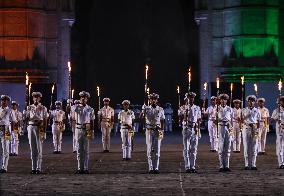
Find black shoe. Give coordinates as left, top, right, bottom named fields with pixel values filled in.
left=73, top=151, right=77, bottom=153
left=236, top=151, right=241, bottom=153
left=103, top=150, right=108, bottom=153
left=191, top=169, right=197, bottom=173
left=0, top=169, right=7, bottom=173
left=186, top=168, right=191, bottom=173
left=233, top=151, right=238, bottom=153
left=244, top=166, right=250, bottom=170
left=75, top=170, right=83, bottom=174
left=83, top=170, right=89, bottom=174
left=53, top=151, right=58, bottom=154
left=9, top=153, right=13, bottom=156
left=36, top=170, right=41, bottom=174
left=148, top=170, right=154, bottom=174
left=14, top=153, right=18, bottom=156
left=219, top=168, right=224, bottom=172
left=30, top=170, right=36, bottom=174
left=57, top=151, right=61, bottom=154
left=224, top=167, right=231, bottom=172
left=280, top=165, right=284, bottom=169
left=154, top=170, right=159, bottom=174
left=251, top=167, right=257, bottom=170
left=122, top=158, right=127, bottom=161
left=106, top=150, right=110, bottom=153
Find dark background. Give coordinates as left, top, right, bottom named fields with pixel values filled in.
left=71, top=0, right=199, bottom=109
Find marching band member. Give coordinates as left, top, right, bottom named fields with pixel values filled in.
left=257, top=98, right=270, bottom=155
left=10, top=101, right=23, bottom=156
left=232, top=99, right=242, bottom=153
left=118, top=100, right=135, bottom=161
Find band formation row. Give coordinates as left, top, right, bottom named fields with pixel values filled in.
left=0, top=91, right=283, bottom=174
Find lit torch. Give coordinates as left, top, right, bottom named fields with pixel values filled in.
left=68, top=61, right=72, bottom=102
left=216, top=77, right=220, bottom=138
left=254, top=83, right=258, bottom=97
left=230, top=83, right=233, bottom=107
left=71, top=89, right=74, bottom=99
left=97, top=86, right=101, bottom=109
left=278, top=79, right=283, bottom=122
left=188, top=66, right=191, bottom=92
left=50, top=84, right=55, bottom=110
left=25, top=73, right=29, bottom=108
left=203, top=82, right=208, bottom=109
left=241, top=76, right=245, bottom=108
left=28, top=83, right=32, bottom=105
left=177, top=85, right=180, bottom=108
left=278, top=79, right=282, bottom=96
left=145, top=64, right=149, bottom=105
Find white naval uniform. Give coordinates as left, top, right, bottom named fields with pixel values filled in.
left=232, top=108, right=242, bottom=152
left=258, top=107, right=270, bottom=153
left=24, top=104, right=48, bottom=171
left=271, top=107, right=284, bottom=167
left=74, top=104, right=95, bottom=171
left=98, top=106, right=114, bottom=151
left=50, top=109, right=66, bottom=152
left=70, top=104, right=78, bottom=152
left=0, top=106, right=14, bottom=171
left=118, top=109, right=135, bottom=159
left=179, top=104, right=201, bottom=170
left=10, top=109, right=23, bottom=155
left=241, top=107, right=261, bottom=167
left=143, top=105, right=165, bottom=171
left=205, top=106, right=218, bottom=151
left=217, top=105, right=233, bottom=169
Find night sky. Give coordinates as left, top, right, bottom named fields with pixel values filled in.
left=71, top=0, right=199, bottom=109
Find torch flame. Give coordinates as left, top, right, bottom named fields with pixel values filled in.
left=241, top=76, right=245, bottom=85
left=51, top=84, right=55, bottom=94
left=72, top=89, right=74, bottom=99
left=204, top=82, right=208, bottom=91
left=147, top=87, right=150, bottom=95
left=28, top=83, right=32, bottom=94
left=25, top=72, right=29, bottom=86
left=254, top=83, right=258, bottom=93
left=97, top=86, right=100, bottom=97
left=278, top=79, right=282, bottom=92
left=188, top=67, right=191, bottom=83
left=145, top=64, right=149, bottom=80
left=68, top=61, right=71, bottom=72
left=177, top=86, right=180, bottom=94
left=216, top=77, right=220, bottom=89
left=230, top=83, right=233, bottom=92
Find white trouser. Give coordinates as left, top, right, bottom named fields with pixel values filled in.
left=182, top=127, right=198, bottom=170
left=75, top=127, right=89, bottom=170
left=101, top=123, right=111, bottom=150
left=218, top=124, right=232, bottom=168
left=208, top=120, right=218, bottom=151
left=27, top=125, right=43, bottom=171
left=145, top=129, right=161, bottom=171
left=121, top=128, right=132, bottom=158
left=276, top=124, right=284, bottom=166
left=232, top=122, right=242, bottom=152
left=72, top=124, right=77, bottom=152
left=258, top=123, right=267, bottom=153
left=52, top=124, right=63, bottom=152
left=242, top=125, right=258, bottom=167
left=0, top=135, right=10, bottom=171
left=10, top=131, right=19, bottom=154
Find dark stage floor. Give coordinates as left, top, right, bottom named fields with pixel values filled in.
left=0, top=131, right=283, bottom=195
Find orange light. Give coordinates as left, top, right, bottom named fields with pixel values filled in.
left=97, top=86, right=100, bottom=97
left=51, top=84, right=55, bottom=94
left=145, top=65, right=149, bottom=80
left=72, top=89, right=74, bottom=99
left=188, top=67, right=191, bottom=83
left=216, top=77, right=220, bottom=89
left=25, top=72, right=29, bottom=86
left=241, top=76, right=245, bottom=85
left=230, top=83, right=233, bottom=92
left=68, top=61, right=71, bottom=72
left=177, top=86, right=180, bottom=94
left=278, top=79, right=282, bottom=92
left=204, top=82, right=208, bottom=91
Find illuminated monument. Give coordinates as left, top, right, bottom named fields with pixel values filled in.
left=195, top=0, right=284, bottom=110
left=0, top=0, right=74, bottom=107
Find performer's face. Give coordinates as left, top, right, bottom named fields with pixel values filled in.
left=104, top=101, right=109, bottom=106
left=220, top=99, right=227, bottom=106
left=33, top=96, right=41, bottom=104
left=56, top=104, right=61, bottom=110
left=12, top=104, right=17, bottom=110
left=211, top=99, right=216, bottom=105
left=1, top=99, right=8, bottom=107
left=280, top=100, right=284, bottom=107
left=189, top=97, right=194, bottom=104
left=150, top=98, right=157, bottom=105
left=257, top=101, right=264, bottom=108
left=80, top=97, right=88, bottom=105
left=123, top=104, right=129, bottom=110
left=234, top=102, right=240, bottom=109
left=248, top=100, right=254, bottom=107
